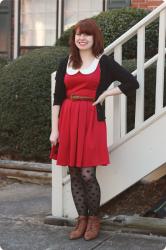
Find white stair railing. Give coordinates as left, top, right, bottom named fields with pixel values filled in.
left=105, top=1, right=166, bottom=145
left=51, top=1, right=166, bottom=217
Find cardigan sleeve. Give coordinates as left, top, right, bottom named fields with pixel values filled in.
left=53, top=58, right=67, bottom=106
left=109, top=56, right=139, bottom=96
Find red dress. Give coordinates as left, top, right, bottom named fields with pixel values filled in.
left=50, top=63, right=110, bottom=167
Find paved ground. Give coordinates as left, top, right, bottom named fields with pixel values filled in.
left=0, top=180, right=166, bottom=250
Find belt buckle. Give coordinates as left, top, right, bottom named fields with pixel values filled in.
left=71, top=94, right=77, bottom=100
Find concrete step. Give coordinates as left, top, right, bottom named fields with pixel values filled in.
left=44, top=214, right=166, bottom=237
left=0, top=160, right=51, bottom=184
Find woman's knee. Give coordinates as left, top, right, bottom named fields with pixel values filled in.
left=80, top=167, right=96, bottom=183
left=69, top=166, right=81, bottom=181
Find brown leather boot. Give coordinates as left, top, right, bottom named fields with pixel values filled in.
left=84, top=216, right=100, bottom=240
left=69, top=215, right=88, bottom=240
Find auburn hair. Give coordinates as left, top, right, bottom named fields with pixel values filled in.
left=69, top=18, right=104, bottom=69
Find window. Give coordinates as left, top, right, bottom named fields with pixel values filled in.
left=20, top=0, right=57, bottom=46
left=63, top=0, right=103, bottom=31
left=0, top=14, right=9, bottom=52
left=0, top=0, right=11, bottom=57
left=107, top=0, right=131, bottom=9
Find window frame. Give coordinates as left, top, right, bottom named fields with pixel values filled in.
left=107, top=0, right=131, bottom=9
left=19, top=0, right=58, bottom=52
left=61, top=0, right=106, bottom=33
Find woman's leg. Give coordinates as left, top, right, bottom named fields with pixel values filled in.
left=68, top=166, right=89, bottom=239
left=80, top=167, right=101, bottom=216
left=80, top=166, right=101, bottom=240
left=68, top=166, right=88, bottom=216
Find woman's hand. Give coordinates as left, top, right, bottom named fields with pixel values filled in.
left=92, top=87, right=123, bottom=106
left=49, top=130, right=59, bottom=145
left=92, top=91, right=107, bottom=106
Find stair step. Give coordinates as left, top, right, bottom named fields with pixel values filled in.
left=0, top=160, right=51, bottom=184
left=104, top=215, right=166, bottom=236
left=0, top=160, right=51, bottom=172
left=44, top=215, right=166, bottom=237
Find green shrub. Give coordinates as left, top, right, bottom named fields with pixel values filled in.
left=0, top=57, right=9, bottom=69
left=0, top=46, right=68, bottom=162
left=56, top=8, right=159, bottom=59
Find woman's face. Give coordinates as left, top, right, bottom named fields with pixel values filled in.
left=75, top=28, right=94, bottom=51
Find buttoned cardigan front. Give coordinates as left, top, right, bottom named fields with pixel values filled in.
left=53, top=54, right=139, bottom=121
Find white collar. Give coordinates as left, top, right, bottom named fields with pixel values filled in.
left=66, top=55, right=102, bottom=75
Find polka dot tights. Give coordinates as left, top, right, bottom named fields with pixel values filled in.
left=68, top=166, right=101, bottom=216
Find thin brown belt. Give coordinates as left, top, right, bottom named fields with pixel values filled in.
left=68, top=94, right=95, bottom=101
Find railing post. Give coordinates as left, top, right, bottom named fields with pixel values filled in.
left=113, top=45, right=123, bottom=141
left=155, top=9, right=166, bottom=113
left=51, top=72, right=63, bottom=217
left=106, top=46, right=123, bottom=146
left=135, top=26, right=145, bottom=128
left=118, top=47, right=127, bottom=137
left=106, top=45, right=125, bottom=146
left=105, top=94, right=113, bottom=146
left=114, top=45, right=127, bottom=138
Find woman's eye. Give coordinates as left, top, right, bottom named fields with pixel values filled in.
left=76, top=33, right=88, bottom=36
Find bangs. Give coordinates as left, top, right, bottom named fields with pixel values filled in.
left=75, top=22, right=94, bottom=36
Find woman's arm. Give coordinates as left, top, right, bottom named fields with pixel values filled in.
left=110, top=56, right=139, bottom=96
left=49, top=105, right=60, bottom=145
left=105, top=86, right=122, bottom=96
left=52, top=105, right=60, bottom=131
left=53, top=59, right=67, bottom=106
left=93, top=56, right=139, bottom=106
left=49, top=57, right=67, bottom=144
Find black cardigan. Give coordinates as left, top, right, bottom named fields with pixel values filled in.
left=53, top=54, right=139, bottom=121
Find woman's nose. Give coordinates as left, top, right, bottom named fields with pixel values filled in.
left=80, top=34, right=85, bottom=39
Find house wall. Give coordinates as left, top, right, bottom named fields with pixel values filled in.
left=131, top=0, right=164, bottom=9
left=10, top=0, right=164, bottom=59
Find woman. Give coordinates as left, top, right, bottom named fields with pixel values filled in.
left=49, top=18, right=139, bottom=241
